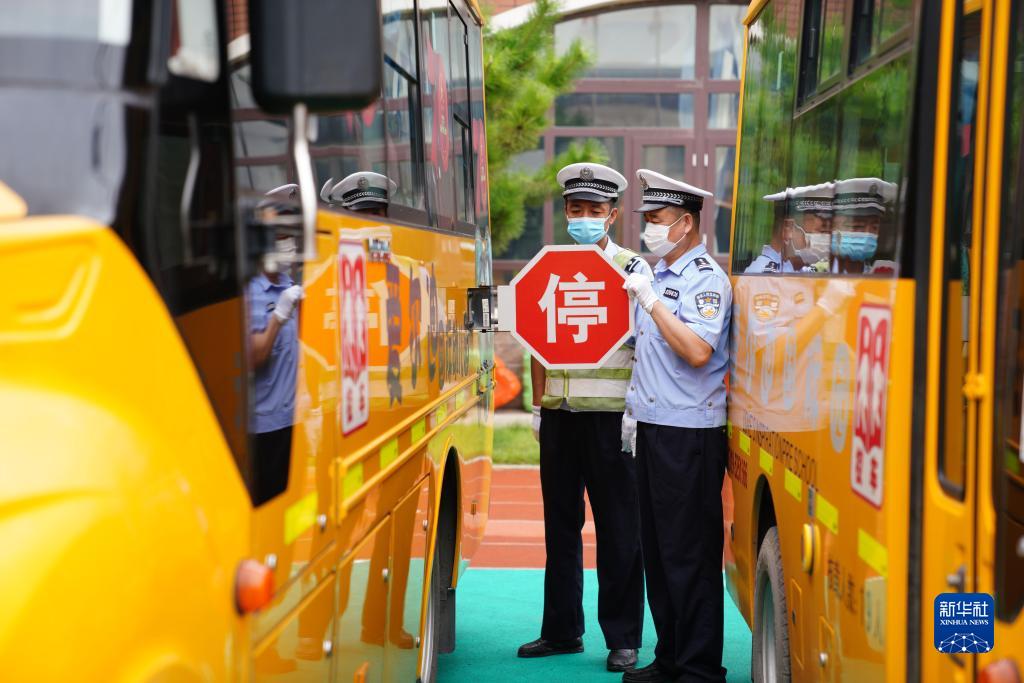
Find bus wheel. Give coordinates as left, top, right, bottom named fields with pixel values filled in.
left=752, top=526, right=790, bottom=683
left=418, top=543, right=441, bottom=683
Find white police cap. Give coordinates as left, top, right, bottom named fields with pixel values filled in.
left=833, top=177, right=897, bottom=215
left=790, top=181, right=835, bottom=214
left=257, top=183, right=300, bottom=214
left=266, top=183, right=298, bottom=199
left=557, top=162, right=628, bottom=203
left=762, top=188, right=791, bottom=203
left=326, top=172, right=398, bottom=211
left=634, top=169, right=712, bottom=213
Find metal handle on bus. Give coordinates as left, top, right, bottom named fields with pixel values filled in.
left=946, top=564, right=966, bottom=591
left=180, top=113, right=200, bottom=265
left=292, top=102, right=319, bottom=261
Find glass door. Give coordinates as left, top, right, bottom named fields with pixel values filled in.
left=631, top=136, right=695, bottom=256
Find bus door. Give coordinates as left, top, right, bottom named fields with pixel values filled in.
left=978, top=0, right=1024, bottom=673
left=921, top=3, right=985, bottom=680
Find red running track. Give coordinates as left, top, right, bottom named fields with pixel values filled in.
left=471, top=465, right=735, bottom=571
left=472, top=466, right=597, bottom=569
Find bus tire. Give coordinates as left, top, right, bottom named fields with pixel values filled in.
left=418, top=542, right=442, bottom=683
left=752, top=526, right=791, bottom=683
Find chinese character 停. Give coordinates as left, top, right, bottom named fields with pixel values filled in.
left=539, top=272, right=608, bottom=344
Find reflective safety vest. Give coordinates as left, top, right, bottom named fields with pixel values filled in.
left=541, top=248, right=643, bottom=412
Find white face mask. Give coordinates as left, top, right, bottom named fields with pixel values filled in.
left=264, top=236, right=298, bottom=275
left=641, top=213, right=686, bottom=257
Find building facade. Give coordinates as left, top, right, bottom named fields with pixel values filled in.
left=491, top=0, right=747, bottom=284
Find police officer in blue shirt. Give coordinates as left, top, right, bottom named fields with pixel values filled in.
left=248, top=185, right=304, bottom=505
left=621, top=169, right=732, bottom=683
left=518, top=162, right=651, bottom=674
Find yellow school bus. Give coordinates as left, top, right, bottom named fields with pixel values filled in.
left=0, top=0, right=492, bottom=680
left=726, top=0, right=1024, bottom=680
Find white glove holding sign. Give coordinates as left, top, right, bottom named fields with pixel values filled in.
left=621, top=415, right=637, bottom=455
left=531, top=406, right=542, bottom=443
left=273, top=284, right=305, bottom=323
left=623, top=273, right=659, bottom=314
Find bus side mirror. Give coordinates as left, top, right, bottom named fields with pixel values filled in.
left=248, top=0, right=382, bottom=114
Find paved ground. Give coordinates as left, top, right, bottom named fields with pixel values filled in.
left=472, top=466, right=597, bottom=569
left=439, top=466, right=753, bottom=682
left=493, top=409, right=533, bottom=427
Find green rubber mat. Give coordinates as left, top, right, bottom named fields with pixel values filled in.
left=438, top=568, right=752, bottom=682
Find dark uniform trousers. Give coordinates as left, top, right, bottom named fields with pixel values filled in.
left=636, top=422, right=727, bottom=682
left=539, top=407, right=645, bottom=649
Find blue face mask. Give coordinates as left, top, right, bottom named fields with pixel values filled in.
left=832, top=230, right=878, bottom=261
left=567, top=217, right=609, bottom=245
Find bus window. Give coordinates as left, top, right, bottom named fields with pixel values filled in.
left=832, top=53, right=911, bottom=276
left=450, top=2, right=475, bottom=231
left=993, top=0, right=1024, bottom=621
left=730, top=0, right=799, bottom=274
left=850, top=0, right=914, bottom=69
left=468, top=18, right=489, bottom=231
left=311, top=100, right=387, bottom=201
left=939, top=11, right=981, bottom=497
left=421, top=5, right=458, bottom=230
left=797, top=0, right=844, bottom=101
left=383, top=0, right=428, bottom=219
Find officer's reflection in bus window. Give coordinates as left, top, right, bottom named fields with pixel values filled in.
left=247, top=184, right=304, bottom=506
left=744, top=189, right=796, bottom=274
left=830, top=178, right=899, bottom=275
left=788, top=182, right=834, bottom=273
left=320, top=171, right=398, bottom=216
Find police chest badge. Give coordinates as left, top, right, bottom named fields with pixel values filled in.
left=753, top=292, right=780, bottom=321
left=695, top=291, right=721, bottom=319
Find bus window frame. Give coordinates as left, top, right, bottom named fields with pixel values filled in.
left=796, top=0, right=917, bottom=114
left=992, top=0, right=1024, bottom=622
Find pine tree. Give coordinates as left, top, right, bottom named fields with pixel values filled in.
left=483, top=0, right=606, bottom=255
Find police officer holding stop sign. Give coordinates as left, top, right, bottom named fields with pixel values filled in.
left=621, top=169, right=732, bottom=683
left=519, top=162, right=653, bottom=674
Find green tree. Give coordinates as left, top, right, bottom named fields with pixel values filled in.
left=483, top=0, right=606, bottom=255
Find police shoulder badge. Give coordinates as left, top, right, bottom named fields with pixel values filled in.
left=694, top=256, right=714, bottom=273
left=695, top=291, right=722, bottom=319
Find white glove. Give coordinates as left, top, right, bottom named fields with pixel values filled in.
left=621, top=415, right=637, bottom=455
left=623, top=273, right=659, bottom=314
left=816, top=280, right=855, bottom=316
left=273, top=284, right=305, bottom=322
left=531, top=406, right=541, bottom=443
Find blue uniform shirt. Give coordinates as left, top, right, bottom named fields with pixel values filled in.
left=247, top=273, right=299, bottom=434
left=626, top=243, right=732, bottom=428
left=744, top=244, right=795, bottom=274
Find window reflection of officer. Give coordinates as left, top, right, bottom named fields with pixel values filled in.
left=830, top=177, right=898, bottom=275
left=248, top=184, right=304, bottom=506
left=321, top=171, right=397, bottom=217
left=621, top=169, right=732, bottom=683
left=789, top=182, right=834, bottom=273
left=519, top=163, right=651, bottom=674
left=744, top=188, right=796, bottom=274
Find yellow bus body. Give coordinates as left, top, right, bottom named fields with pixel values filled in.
left=727, top=0, right=1024, bottom=680
left=0, top=199, right=493, bottom=681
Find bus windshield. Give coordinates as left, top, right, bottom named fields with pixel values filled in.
left=0, top=2, right=133, bottom=87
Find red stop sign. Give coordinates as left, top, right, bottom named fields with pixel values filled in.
left=509, top=245, right=633, bottom=369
